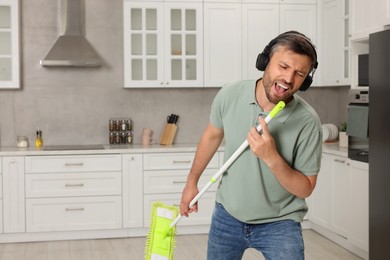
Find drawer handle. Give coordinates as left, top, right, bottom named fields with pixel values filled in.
left=172, top=160, right=191, bottom=164
left=334, top=159, right=346, bottom=164
left=65, top=183, right=84, bottom=187
left=65, top=207, right=85, bottom=211
left=64, top=163, right=84, bottom=167
left=172, top=180, right=187, bottom=184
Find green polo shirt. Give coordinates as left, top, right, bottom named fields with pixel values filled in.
left=210, top=79, right=322, bottom=224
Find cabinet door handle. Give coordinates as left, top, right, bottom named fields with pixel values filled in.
left=65, top=207, right=85, bottom=211
left=172, top=180, right=187, bottom=184
left=65, top=183, right=84, bottom=187
left=334, top=159, right=346, bottom=164
left=64, top=162, right=84, bottom=167
left=172, top=160, right=191, bottom=164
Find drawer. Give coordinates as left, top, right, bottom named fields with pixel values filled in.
left=144, top=168, right=219, bottom=194
left=143, top=152, right=219, bottom=170
left=25, top=172, right=121, bottom=198
left=25, top=154, right=121, bottom=173
left=26, top=196, right=122, bottom=232
left=144, top=192, right=216, bottom=227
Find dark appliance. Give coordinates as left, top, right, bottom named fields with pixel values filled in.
left=347, top=89, right=369, bottom=163
left=358, top=54, right=369, bottom=86
left=369, top=29, right=390, bottom=260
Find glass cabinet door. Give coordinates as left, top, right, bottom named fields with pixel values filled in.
left=0, top=0, right=20, bottom=89
left=124, top=2, right=164, bottom=88
left=164, top=3, right=203, bottom=88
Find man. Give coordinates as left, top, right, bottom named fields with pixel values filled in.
left=180, top=31, right=322, bottom=260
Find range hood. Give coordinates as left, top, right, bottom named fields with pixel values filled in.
left=40, top=0, right=101, bottom=67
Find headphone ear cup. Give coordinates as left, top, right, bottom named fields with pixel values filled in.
left=256, top=52, right=268, bottom=71
left=299, top=76, right=312, bottom=91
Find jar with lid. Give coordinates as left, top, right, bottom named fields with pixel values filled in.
left=127, top=132, right=133, bottom=144
left=115, top=120, right=121, bottom=131
left=115, top=132, right=121, bottom=144
left=121, top=132, right=126, bottom=143
left=109, top=120, right=115, bottom=131
left=109, top=132, right=115, bottom=144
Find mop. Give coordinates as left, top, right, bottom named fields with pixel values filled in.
left=145, top=101, right=286, bottom=260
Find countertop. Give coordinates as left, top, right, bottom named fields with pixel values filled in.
left=0, top=144, right=205, bottom=156
left=0, top=143, right=345, bottom=157
left=322, top=142, right=348, bottom=157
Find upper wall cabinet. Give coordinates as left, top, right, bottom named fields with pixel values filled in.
left=319, top=0, right=350, bottom=86
left=123, top=1, right=203, bottom=88
left=0, top=0, right=20, bottom=89
left=204, top=0, right=317, bottom=87
left=350, top=0, right=390, bottom=41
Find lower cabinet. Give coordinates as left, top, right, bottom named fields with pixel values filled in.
left=0, top=149, right=223, bottom=242
left=2, top=156, right=25, bottom=234
left=309, top=152, right=369, bottom=259
left=24, top=154, right=122, bottom=233
left=143, top=152, right=220, bottom=230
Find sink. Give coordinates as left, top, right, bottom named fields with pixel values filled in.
left=43, top=144, right=105, bottom=151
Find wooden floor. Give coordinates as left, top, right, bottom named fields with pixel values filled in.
left=0, top=230, right=362, bottom=260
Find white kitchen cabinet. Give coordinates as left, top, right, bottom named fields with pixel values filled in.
left=0, top=157, right=2, bottom=234
left=348, top=159, right=369, bottom=252
left=122, top=154, right=143, bottom=228
left=203, top=2, right=242, bottom=87
left=24, top=154, right=122, bottom=232
left=0, top=0, right=20, bottom=89
left=310, top=151, right=369, bottom=259
left=242, top=3, right=279, bottom=80
left=143, top=152, right=220, bottom=229
left=330, top=155, right=350, bottom=238
left=309, top=153, right=332, bottom=229
left=204, top=1, right=317, bottom=87
left=320, top=0, right=350, bottom=86
left=2, top=156, right=25, bottom=233
left=123, top=1, right=203, bottom=88
left=349, top=0, right=389, bottom=41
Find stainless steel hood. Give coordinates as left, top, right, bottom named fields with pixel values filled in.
left=40, top=0, right=101, bottom=67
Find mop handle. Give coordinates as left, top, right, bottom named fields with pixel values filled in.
left=170, top=101, right=286, bottom=228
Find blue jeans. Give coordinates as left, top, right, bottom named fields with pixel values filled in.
left=207, top=203, right=304, bottom=260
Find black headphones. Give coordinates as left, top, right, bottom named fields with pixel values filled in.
left=255, top=31, right=318, bottom=91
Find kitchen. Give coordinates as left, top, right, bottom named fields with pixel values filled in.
left=0, top=0, right=388, bottom=259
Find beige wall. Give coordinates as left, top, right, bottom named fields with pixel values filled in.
left=0, top=0, right=348, bottom=147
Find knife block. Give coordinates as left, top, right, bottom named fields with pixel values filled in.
left=160, top=123, right=177, bottom=145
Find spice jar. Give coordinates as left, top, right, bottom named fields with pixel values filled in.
left=127, top=132, right=133, bottom=144
left=115, top=132, right=121, bottom=144
left=109, top=132, right=115, bottom=144
left=109, top=120, right=115, bottom=131
left=115, top=120, right=121, bottom=131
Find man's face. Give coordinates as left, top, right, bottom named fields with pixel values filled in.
left=262, top=46, right=312, bottom=104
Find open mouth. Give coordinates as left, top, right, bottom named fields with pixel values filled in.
left=275, top=82, right=289, bottom=94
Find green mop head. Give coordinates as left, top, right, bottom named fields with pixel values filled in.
left=145, top=202, right=179, bottom=260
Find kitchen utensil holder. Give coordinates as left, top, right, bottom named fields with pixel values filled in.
left=160, top=123, right=177, bottom=145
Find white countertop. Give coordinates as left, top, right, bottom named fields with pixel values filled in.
left=322, top=142, right=348, bottom=157
left=0, top=143, right=208, bottom=156
left=1, top=143, right=345, bottom=157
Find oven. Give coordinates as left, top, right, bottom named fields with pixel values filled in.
left=347, top=89, right=369, bottom=163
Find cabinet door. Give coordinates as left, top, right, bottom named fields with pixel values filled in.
left=280, top=3, right=317, bottom=84
left=309, top=153, right=332, bottom=228
left=242, top=3, right=279, bottom=80
left=204, top=3, right=242, bottom=87
left=350, top=0, right=387, bottom=40
left=0, top=0, right=20, bottom=89
left=330, top=155, right=350, bottom=238
left=164, top=3, right=203, bottom=88
left=321, top=0, right=348, bottom=86
left=122, top=154, right=143, bottom=228
left=348, top=160, right=369, bottom=252
left=123, top=2, right=164, bottom=88
left=2, top=156, right=25, bottom=233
